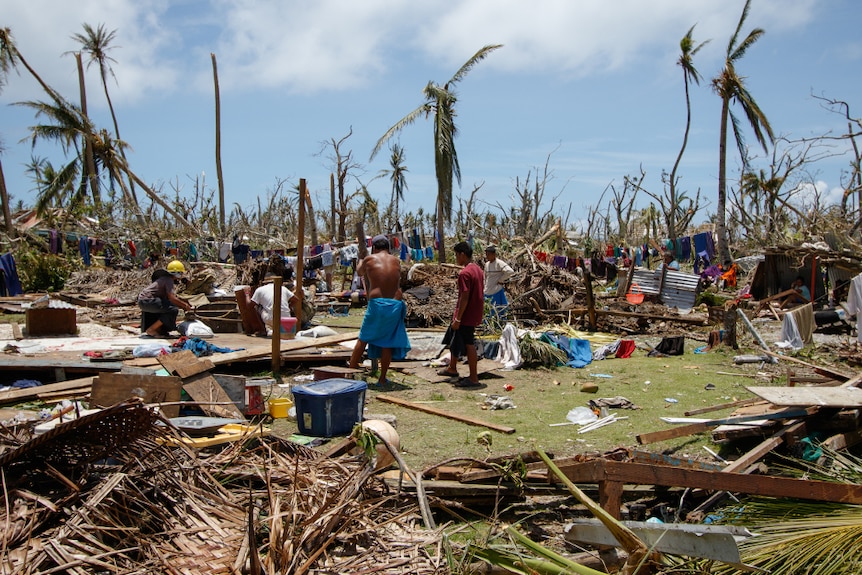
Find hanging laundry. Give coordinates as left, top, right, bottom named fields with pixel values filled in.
left=0, top=253, right=23, bottom=296
left=679, top=236, right=692, bottom=262
left=79, top=235, right=91, bottom=266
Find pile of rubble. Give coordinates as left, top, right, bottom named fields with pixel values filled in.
left=0, top=401, right=447, bottom=574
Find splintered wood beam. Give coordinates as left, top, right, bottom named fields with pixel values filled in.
left=376, top=394, right=516, bottom=434
left=554, top=458, right=862, bottom=512
left=635, top=407, right=817, bottom=444
left=684, top=398, right=765, bottom=417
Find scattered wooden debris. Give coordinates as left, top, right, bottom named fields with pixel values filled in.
left=0, top=401, right=448, bottom=574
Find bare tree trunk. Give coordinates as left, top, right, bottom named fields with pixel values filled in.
left=305, top=192, right=318, bottom=246
left=75, top=53, right=100, bottom=209
left=716, top=97, right=732, bottom=264
left=723, top=301, right=738, bottom=349
left=0, top=160, right=13, bottom=235
left=329, top=172, right=336, bottom=240
left=436, top=193, right=446, bottom=263
left=211, top=53, right=226, bottom=232
left=295, top=179, right=308, bottom=332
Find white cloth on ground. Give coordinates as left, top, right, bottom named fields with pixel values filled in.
left=776, top=312, right=803, bottom=351
left=845, top=273, right=862, bottom=343
left=496, top=323, right=522, bottom=370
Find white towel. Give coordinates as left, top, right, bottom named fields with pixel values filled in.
left=496, top=323, right=522, bottom=370
left=845, top=273, right=862, bottom=343
left=777, top=312, right=803, bottom=351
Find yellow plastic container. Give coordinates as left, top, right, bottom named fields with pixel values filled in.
left=268, top=397, right=293, bottom=418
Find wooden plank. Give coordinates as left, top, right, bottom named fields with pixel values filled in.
left=568, top=307, right=707, bottom=325
left=746, top=386, right=862, bottom=408
left=182, top=372, right=245, bottom=419
left=11, top=323, right=23, bottom=340
left=376, top=394, right=516, bottom=434
left=91, top=373, right=183, bottom=418
left=157, top=349, right=215, bottom=378
left=684, top=398, right=764, bottom=417
left=0, top=376, right=94, bottom=406
left=555, top=459, right=862, bottom=505
left=821, top=430, right=862, bottom=453
left=0, top=356, right=124, bottom=371
left=760, top=349, right=853, bottom=380
left=123, top=331, right=359, bottom=367
left=636, top=407, right=816, bottom=444
left=209, top=331, right=359, bottom=365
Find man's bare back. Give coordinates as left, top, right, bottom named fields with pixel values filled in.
left=357, top=250, right=402, bottom=300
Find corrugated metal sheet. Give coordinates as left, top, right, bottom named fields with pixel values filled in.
left=630, top=268, right=702, bottom=310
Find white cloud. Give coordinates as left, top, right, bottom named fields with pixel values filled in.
left=3, top=0, right=820, bottom=103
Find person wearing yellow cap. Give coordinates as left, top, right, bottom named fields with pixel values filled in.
left=137, top=260, right=193, bottom=338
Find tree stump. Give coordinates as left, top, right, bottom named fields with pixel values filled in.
left=723, top=300, right=738, bottom=349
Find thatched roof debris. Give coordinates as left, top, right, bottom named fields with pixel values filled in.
left=1, top=401, right=448, bottom=574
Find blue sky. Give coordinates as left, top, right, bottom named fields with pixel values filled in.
left=2, top=0, right=860, bottom=230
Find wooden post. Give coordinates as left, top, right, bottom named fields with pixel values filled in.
left=722, top=300, right=738, bottom=349
left=583, top=268, right=597, bottom=331
left=295, top=178, right=307, bottom=326
left=356, top=221, right=368, bottom=260
left=271, top=276, right=282, bottom=374
left=657, top=264, right=668, bottom=304
left=555, top=217, right=563, bottom=255
left=810, top=255, right=817, bottom=306
left=618, top=259, right=636, bottom=298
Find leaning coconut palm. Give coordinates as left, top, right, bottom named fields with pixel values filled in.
left=18, top=98, right=193, bottom=231
left=72, top=23, right=142, bottom=218
left=0, top=27, right=50, bottom=234
left=712, top=0, right=775, bottom=265
left=17, top=97, right=101, bottom=217
left=381, top=142, right=408, bottom=231
left=666, top=25, right=709, bottom=242
left=371, top=44, right=502, bottom=263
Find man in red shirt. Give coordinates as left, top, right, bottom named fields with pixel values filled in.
left=438, top=242, right=485, bottom=387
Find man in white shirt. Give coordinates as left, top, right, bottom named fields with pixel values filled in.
left=483, top=245, right=515, bottom=318
left=251, top=277, right=297, bottom=332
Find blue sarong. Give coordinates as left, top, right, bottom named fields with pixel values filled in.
left=485, top=290, right=508, bottom=318
left=359, top=298, right=411, bottom=360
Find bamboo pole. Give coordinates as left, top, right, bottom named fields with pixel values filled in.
left=296, top=178, right=308, bottom=327
left=271, top=276, right=282, bottom=374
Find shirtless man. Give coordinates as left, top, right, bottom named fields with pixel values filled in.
left=349, top=235, right=411, bottom=385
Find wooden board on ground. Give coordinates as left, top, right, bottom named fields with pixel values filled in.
left=636, top=407, right=815, bottom=444
left=376, top=394, right=515, bottom=434
left=211, top=331, right=360, bottom=365
left=122, top=331, right=360, bottom=368
left=312, top=365, right=363, bottom=380
left=157, top=349, right=215, bottom=378
left=91, top=372, right=182, bottom=418
left=183, top=372, right=245, bottom=419
left=747, top=385, right=862, bottom=408
left=408, top=358, right=503, bottom=383
left=0, top=377, right=94, bottom=406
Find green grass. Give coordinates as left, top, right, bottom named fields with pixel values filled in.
left=293, top=316, right=774, bottom=470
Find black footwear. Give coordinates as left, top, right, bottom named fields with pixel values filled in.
left=453, top=377, right=481, bottom=388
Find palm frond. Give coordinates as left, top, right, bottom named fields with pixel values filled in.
left=370, top=103, right=428, bottom=161
left=727, top=0, right=753, bottom=57
left=735, top=83, right=775, bottom=149
left=731, top=28, right=766, bottom=62
left=448, top=44, right=502, bottom=86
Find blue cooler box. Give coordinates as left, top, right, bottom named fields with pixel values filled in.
left=292, top=378, right=367, bottom=437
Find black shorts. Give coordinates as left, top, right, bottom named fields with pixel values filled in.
left=442, top=324, right=476, bottom=358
